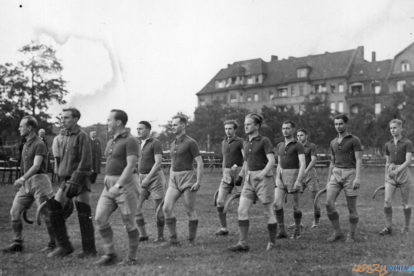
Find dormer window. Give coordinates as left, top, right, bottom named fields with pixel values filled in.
left=401, top=61, right=410, bottom=72
left=297, top=68, right=308, bottom=78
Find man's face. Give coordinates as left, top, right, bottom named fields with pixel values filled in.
left=107, top=112, right=118, bottom=133
left=137, top=124, right=150, bottom=139
left=297, top=131, right=307, bottom=143
left=244, top=117, right=258, bottom=135
left=282, top=123, right=294, bottom=138
left=171, top=118, right=185, bottom=135
left=90, top=131, right=97, bottom=139
left=334, top=119, right=346, bottom=134
left=62, top=111, right=77, bottom=130
left=18, top=119, right=30, bottom=137
left=224, top=124, right=236, bottom=138
left=390, top=123, right=402, bottom=137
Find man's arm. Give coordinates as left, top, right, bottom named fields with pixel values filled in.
left=190, top=155, right=204, bottom=191
left=141, top=154, right=162, bottom=188
left=115, top=155, right=138, bottom=188
left=296, top=154, right=306, bottom=185
left=305, top=155, right=317, bottom=175
left=395, top=152, right=412, bottom=174
left=76, top=133, right=92, bottom=173
left=353, top=151, right=362, bottom=189
left=14, top=155, right=43, bottom=187
left=254, top=153, right=275, bottom=180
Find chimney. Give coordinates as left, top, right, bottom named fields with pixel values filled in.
left=227, top=64, right=231, bottom=68
left=371, top=51, right=376, bottom=62
left=271, top=55, right=278, bottom=61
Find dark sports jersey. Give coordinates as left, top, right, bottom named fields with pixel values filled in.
left=221, top=136, right=244, bottom=168
left=277, top=140, right=304, bottom=169
left=244, top=135, right=273, bottom=171
left=385, top=137, right=413, bottom=165
left=330, top=133, right=362, bottom=169
left=138, top=138, right=163, bottom=174
left=303, top=141, right=317, bottom=167
left=21, top=135, right=47, bottom=174
left=170, top=135, right=200, bottom=172
left=105, top=130, right=139, bottom=176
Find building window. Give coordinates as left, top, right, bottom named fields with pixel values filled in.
left=247, top=94, right=252, bottom=102
left=269, top=91, right=275, bottom=100
left=330, top=102, right=336, bottom=113
left=297, top=68, right=308, bottom=78
left=253, top=93, right=259, bottom=102
left=291, top=85, right=299, bottom=97
left=338, top=84, right=345, bottom=93
left=330, top=84, right=336, bottom=93
left=231, top=77, right=237, bottom=85
left=338, top=101, right=344, bottom=113
left=277, top=87, right=288, bottom=97
left=351, top=105, right=359, bottom=114
left=199, top=98, right=206, bottom=106
left=402, top=61, right=410, bottom=72
left=247, top=76, right=255, bottom=85
left=239, top=92, right=244, bottom=102
left=375, top=103, right=381, bottom=114
left=315, top=84, right=327, bottom=93
left=230, top=94, right=237, bottom=103
left=397, top=80, right=406, bottom=92
left=350, top=83, right=363, bottom=95
left=374, top=84, right=381, bottom=94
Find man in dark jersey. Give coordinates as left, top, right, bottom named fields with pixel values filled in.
left=228, top=113, right=277, bottom=252
left=162, top=114, right=204, bottom=246
left=274, top=121, right=306, bottom=240
left=325, top=114, right=362, bottom=243
left=2, top=116, right=55, bottom=253
left=379, top=119, right=412, bottom=235
left=215, top=120, right=244, bottom=236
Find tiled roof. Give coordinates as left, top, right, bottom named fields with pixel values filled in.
left=197, top=47, right=362, bottom=95
left=349, top=60, right=392, bottom=83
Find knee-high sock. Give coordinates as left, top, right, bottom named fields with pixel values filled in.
left=188, top=219, right=199, bottom=242
left=384, top=206, right=392, bottom=229
left=136, top=218, right=148, bottom=237
left=238, top=220, right=249, bottom=244
left=217, top=206, right=227, bottom=228
left=349, top=216, right=359, bottom=236
left=327, top=207, right=341, bottom=233
left=404, top=207, right=411, bottom=229
left=267, top=223, right=277, bottom=244
left=127, top=229, right=139, bottom=260
left=294, top=210, right=302, bottom=232
left=156, top=217, right=165, bottom=239
left=99, top=227, right=115, bottom=254
left=165, top=217, right=177, bottom=240
left=275, top=209, right=285, bottom=233
left=75, top=201, right=96, bottom=254
left=48, top=199, right=72, bottom=249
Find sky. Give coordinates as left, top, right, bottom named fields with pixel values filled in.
left=1, top=0, right=414, bottom=130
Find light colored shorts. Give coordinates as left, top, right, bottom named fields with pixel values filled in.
left=138, top=171, right=166, bottom=200
left=385, top=164, right=411, bottom=188
left=302, top=168, right=320, bottom=192
left=219, top=167, right=242, bottom=194
left=241, top=170, right=275, bottom=204
left=168, top=170, right=195, bottom=193
left=276, top=169, right=299, bottom=193
left=327, top=167, right=358, bottom=197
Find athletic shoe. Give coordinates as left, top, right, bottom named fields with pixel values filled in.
left=266, top=242, right=275, bottom=251
left=215, top=229, right=229, bottom=236
left=153, top=237, right=165, bottom=243
left=40, top=244, right=56, bottom=253
left=276, top=232, right=288, bottom=239
left=379, top=227, right=392, bottom=236
left=2, top=241, right=23, bottom=253
left=326, top=232, right=344, bottom=242
left=118, top=257, right=137, bottom=266
left=94, top=253, right=118, bottom=266
left=139, top=236, right=149, bottom=242
left=311, top=221, right=319, bottom=229
left=228, top=243, right=249, bottom=252
left=47, top=245, right=74, bottom=258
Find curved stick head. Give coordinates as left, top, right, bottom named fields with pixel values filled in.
left=213, top=189, right=219, bottom=207
left=36, top=201, right=49, bottom=226
left=313, top=188, right=327, bottom=209
left=223, top=192, right=241, bottom=214
left=155, top=199, right=165, bottom=221
left=372, top=185, right=385, bottom=199
left=23, top=209, right=34, bottom=224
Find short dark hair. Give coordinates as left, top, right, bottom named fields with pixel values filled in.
left=63, top=108, right=81, bottom=120
left=223, top=120, right=238, bottom=129
left=172, top=114, right=188, bottom=125
left=111, top=109, right=128, bottom=126
left=139, top=121, right=152, bottom=130
left=297, top=128, right=307, bottom=135
left=246, top=113, right=263, bottom=126
left=282, top=120, right=296, bottom=128
left=334, top=114, right=349, bottom=123
left=22, top=116, right=38, bottom=130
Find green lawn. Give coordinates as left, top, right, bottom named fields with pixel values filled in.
left=1, top=167, right=414, bottom=276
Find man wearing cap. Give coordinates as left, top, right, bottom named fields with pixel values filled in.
left=379, top=119, right=412, bottom=235
left=325, top=114, right=362, bottom=243
left=2, top=116, right=55, bottom=253
left=94, top=109, right=140, bottom=265
left=135, top=121, right=166, bottom=242
left=228, top=113, right=277, bottom=252
left=89, top=131, right=102, bottom=184
left=47, top=108, right=96, bottom=258
left=162, top=114, right=204, bottom=246
left=274, top=121, right=306, bottom=240
left=215, top=120, right=244, bottom=236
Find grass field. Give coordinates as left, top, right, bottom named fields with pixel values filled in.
left=1, top=167, right=414, bottom=276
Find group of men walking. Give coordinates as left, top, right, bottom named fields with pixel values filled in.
left=2, top=108, right=412, bottom=263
